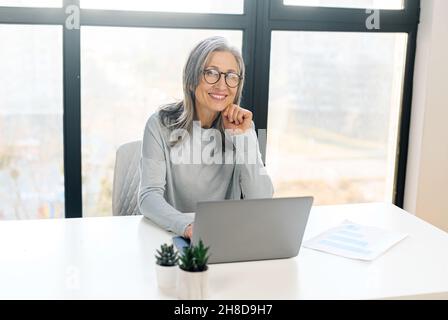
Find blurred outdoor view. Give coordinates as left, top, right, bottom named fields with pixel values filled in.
left=283, top=0, right=404, bottom=9
left=0, top=0, right=244, bottom=11
left=0, top=0, right=61, bottom=7
left=80, top=0, right=244, bottom=13
left=266, top=31, right=407, bottom=205
left=0, top=25, right=64, bottom=220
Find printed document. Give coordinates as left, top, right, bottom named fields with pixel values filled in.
left=303, top=220, right=408, bottom=261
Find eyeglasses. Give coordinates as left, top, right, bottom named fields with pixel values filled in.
left=202, top=68, right=242, bottom=88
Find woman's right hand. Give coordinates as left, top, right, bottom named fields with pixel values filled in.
left=222, top=104, right=253, bottom=134
left=184, top=224, right=193, bottom=239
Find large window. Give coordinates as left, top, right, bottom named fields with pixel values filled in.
left=284, top=0, right=404, bottom=9
left=267, top=31, right=407, bottom=204
left=0, top=0, right=420, bottom=218
left=81, top=27, right=242, bottom=217
left=0, top=1, right=61, bottom=7
left=0, top=24, right=64, bottom=219
left=80, top=0, right=244, bottom=14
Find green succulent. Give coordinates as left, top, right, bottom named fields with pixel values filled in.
left=179, top=239, right=210, bottom=272
left=155, top=243, right=179, bottom=266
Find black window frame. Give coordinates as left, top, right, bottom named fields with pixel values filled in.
left=0, top=0, right=420, bottom=217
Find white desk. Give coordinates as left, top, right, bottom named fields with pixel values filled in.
left=1, top=203, right=447, bottom=299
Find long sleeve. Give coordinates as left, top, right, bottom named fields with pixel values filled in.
left=138, top=118, right=194, bottom=236
left=226, top=122, right=274, bottom=199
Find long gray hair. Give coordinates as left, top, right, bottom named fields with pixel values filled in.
left=159, top=36, right=245, bottom=143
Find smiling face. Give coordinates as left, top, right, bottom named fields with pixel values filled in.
left=194, top=51, right=240, bottom=115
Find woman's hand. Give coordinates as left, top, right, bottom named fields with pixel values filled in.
left=184, top=224, right=193, bottom=239
left=222, top=104, right=253, bottom=134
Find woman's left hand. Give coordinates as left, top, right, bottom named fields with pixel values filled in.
left=222, top=104, right=253, bottom=134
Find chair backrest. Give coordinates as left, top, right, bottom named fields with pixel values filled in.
left=112, top=140, right=142, bottom=216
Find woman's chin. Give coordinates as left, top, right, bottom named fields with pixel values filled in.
left=209, top=102, right=228, bottom=112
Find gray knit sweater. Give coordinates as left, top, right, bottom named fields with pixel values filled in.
left=138, top=112, right=274, bottom=236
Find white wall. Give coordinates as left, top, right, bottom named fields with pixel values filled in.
left=404, top=0, right=448, bottom=231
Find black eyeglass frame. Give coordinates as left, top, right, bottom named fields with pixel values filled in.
left=202, top=68, right=243, bottom=88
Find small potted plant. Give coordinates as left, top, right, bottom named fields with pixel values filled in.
left=176, top=239, right=210, bottom=300
left=155, top=243, right=179, bottom=290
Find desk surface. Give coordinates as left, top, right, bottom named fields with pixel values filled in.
left=1, top=203, right=447, bottom=299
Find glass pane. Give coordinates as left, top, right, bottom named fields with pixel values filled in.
left=0, top=0, right=61, bottom=7
left=81, top=27, right=242, bottom=217
left=267, top=31, right=407, bottom=205
left=284, top=0, right=404, bottom=10
left=81, top=0, right=244, bottom=14
left=0, top=24, right=64, bottom=219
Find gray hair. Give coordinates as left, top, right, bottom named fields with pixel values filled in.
left=159, top=36, right=245, bottom=144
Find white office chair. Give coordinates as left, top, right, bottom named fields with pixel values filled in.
left=112, top=140, right=142, bottom=216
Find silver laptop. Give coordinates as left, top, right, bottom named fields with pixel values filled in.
left=181, top=196, right=313, bottom=264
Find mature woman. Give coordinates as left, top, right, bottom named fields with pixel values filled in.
left=138, top=36, right=273, bottom=239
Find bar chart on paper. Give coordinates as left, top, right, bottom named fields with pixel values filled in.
left=303, top=220, right=408, bottom=261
